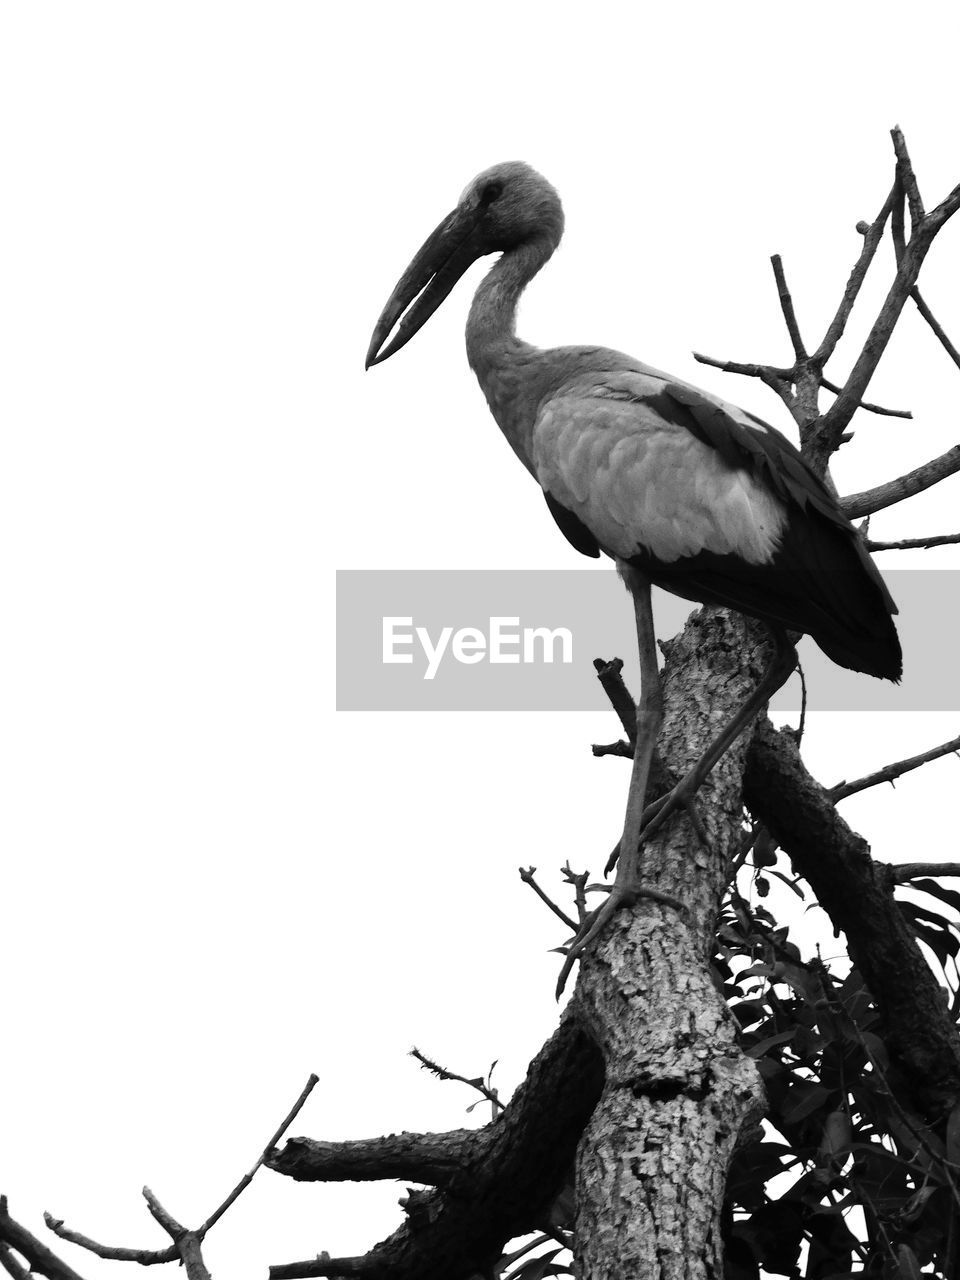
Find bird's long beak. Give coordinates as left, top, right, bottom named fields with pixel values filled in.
left=365, top=202, right=486, bottom=368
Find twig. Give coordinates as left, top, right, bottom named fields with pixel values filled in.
left=410, top=1048, right=505, bottom=1115
left=812, top=182, right=897, bottom=369
left=867, top=531, right=960, bottom=552
left=818, top=129, right=960, bottom=452
left=890, top=169, right=960, bottom=376
left=842, top=444, right=960, bottom=519
left=591, top=739, right=632, bottom=759
left=887, top=862, right=960, bottom=884
left=819, top=376, right=911, bottom=418
left=892, top=126, right=925, bottom=227
left=911, top=287, right=960, bottom=373
left=201, top=1072, right=319, bottom=1233
left=592, top=658, right=636, bottom=744
left=519, top=866, right=578, bottom=932
left=0, top=1245, right=31, bottom=1280
left=829, top=735, right=960, bottom=802
left=43, top=1217, right=174, bottom=1266
left=0, top=1199, right=87, bottom=1280
left=44, top=1074, right=320, bottom=1272
left=771, top=254, right=807, bottom=361
left=141, top=1191, right=210, bottom=1280
left=562, top=863, right=590, bottom=925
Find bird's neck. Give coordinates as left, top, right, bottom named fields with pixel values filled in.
left=466, top=235, right=556, bottom=474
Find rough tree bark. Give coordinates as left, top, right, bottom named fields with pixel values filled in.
left=573, top=612, right=769, bottom=1279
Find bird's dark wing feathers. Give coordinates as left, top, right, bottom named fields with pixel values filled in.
left=544, top=489, right=600, bottom=557
left=659, top=382, right=844, bottom=527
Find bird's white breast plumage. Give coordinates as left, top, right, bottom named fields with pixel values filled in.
left=533, top=370, right=788, bottom=565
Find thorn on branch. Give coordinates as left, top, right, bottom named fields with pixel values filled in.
left=829, top=734, right=960, bottom=802
left=410, top=1047, right=505, bottom=1115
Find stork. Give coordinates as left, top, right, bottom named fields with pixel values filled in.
left=365, top=162, right=901, bottom=986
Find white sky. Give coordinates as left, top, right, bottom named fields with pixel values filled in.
left=1, top=4, right=958, bottom=1277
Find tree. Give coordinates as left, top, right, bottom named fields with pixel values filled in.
left=3, top=128, right=960, bottom=1280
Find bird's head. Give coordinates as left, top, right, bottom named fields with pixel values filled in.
left=365, top=161, right=563, bottom=368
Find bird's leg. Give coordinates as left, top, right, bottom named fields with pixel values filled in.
left=556, top=579, right=682, bottom=996
left=637, top=631, right=798, bottom=846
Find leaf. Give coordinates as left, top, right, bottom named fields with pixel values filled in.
left=896, top=1243, right=922, bottom=1279
left=507, top=1249, right=564, bottom=1280
left=899, top=1184, right=938, bottom=1225
left=746, top=1028, right=797, bottom=1059
left=911, top=876, right=960, bottom=914
left=947, top=1099, right=960, bottom=1165
left=819, top=1110, right=851, bottom=1166
left=780, top=1079, right=831, bottom=1125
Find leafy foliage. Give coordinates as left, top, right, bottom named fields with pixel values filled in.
left=720, top=842, right=960, bottom=1279
left=491, top=843, right=960, bottom=1280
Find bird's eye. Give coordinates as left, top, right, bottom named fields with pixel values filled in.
left=480, top=181, right=504, bottom=207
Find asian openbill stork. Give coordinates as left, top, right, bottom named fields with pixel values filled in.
left=366, top=162, right=901, bottom=985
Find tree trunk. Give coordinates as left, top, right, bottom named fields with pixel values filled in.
left=571, top=608, right=768, bottom=1279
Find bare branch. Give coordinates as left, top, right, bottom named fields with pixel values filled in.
left=562, top=863, right=590, bottom=925
left=591, top=739, right=632, bottom=758
left=829, top=735, right=960, bottom=802
left=771, top=254, right=807, bottom=360
left=927, top=176, right=960, bottom=232
left=892, top=125, right=925, bottom=227
left=890, top=171, right=960, bottom=377
left=910, top=287, right=960, bottom=373
left=842, top=444, right=960, bottom=518
left=201, top=1072, right=319, bottom=1234
left=0, top=1245, right=30, bottom=1280
left=887, top=862, right=960, bottom=884
left=818, top=130, right=960, bottom=453
left=867, top=531, right=960, bottom=552
left=819, top=376, right=912, bottom=418
left=0, top=1201, right=87, bottom=1280
left=410, top=1047, right=504, bottom=1115
left=592, top=658, right=637, bottom=744
left=265, top=1129, right=480, bottom=1187
left=691, top=353, right=791, bottom=381
left=271, top=1255, right=372, bottom=1279
left=43, top=1216, right=174, bottom=1266
left=812, top=183, right=897, bottom=369
left=141, top=1192, right=210, bottom=1280
left=268, top=1018, right=603, bottom=1280
left=520, top=867, right=578, bottom=932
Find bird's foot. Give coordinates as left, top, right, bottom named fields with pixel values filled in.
left=554, top=881, right=686, bottom=998
left=638, top=777, right=711, bottom=848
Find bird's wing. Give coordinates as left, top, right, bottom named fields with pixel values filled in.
left=533, top=368, right=820, bottom=567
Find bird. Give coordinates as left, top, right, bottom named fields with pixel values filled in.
left=365, top=161, right=902, bottom=989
